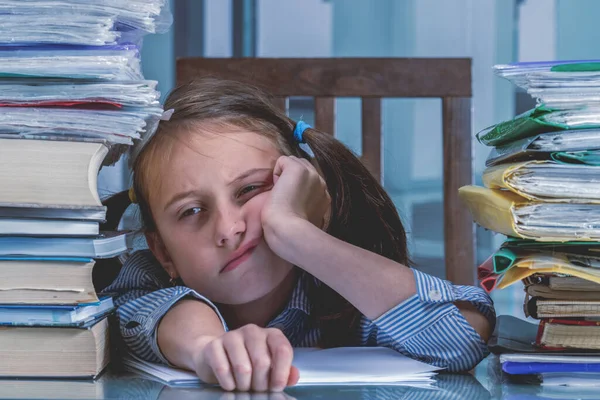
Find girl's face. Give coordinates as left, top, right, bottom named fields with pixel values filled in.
left=146, top=126, right=294, bottom=305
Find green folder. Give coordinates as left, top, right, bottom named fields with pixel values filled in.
left=551, top=62, right=600, bottom=72
left=477, top=106, right=561, bottom=147
left=488, top=144, right=600, bottom=167
left=503, top=238, right=600, bottom=248
left=477, top=106, right=600, bottom=147
left=493, top=247, right=519, bottom=274
left=486, top=129, right=600, bottom=167
left=492, top=239, right=600, bottom=274
left=551, top=150, right=600, bottom=166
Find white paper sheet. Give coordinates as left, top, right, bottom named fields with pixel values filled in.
left=123, top=347, right=441, bottom=387
left=292, top=347, right=440, bottom=385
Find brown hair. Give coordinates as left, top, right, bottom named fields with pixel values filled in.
left=131, top=78, right=411, bottom=346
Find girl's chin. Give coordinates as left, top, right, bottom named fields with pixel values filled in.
left=195, top=263, right=295, bottom=305
left=217, top=273, right=294, bottom=305
left=215, top=284, right=279, bottom=305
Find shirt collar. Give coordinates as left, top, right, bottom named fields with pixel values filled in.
left=283, top=270, right=313, bottom=316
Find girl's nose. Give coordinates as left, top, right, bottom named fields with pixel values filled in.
left=215, top=208, right=246, bottom=247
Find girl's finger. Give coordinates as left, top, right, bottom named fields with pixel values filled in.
left=222, top=333, right=253, bottom=391
left=287, top=365, right=300, bottom=386
left=297, top=157, right=316, bottom=172
left=203, top=340, right=236, bottom=391
left=244, top=328, right=272, bottom=391
left=272, top=156, right=291, bottom=185
left=287, top=155, right=311, bottom=171
left=272, top=155, right=290, bottom=176
left=267, top=329, right=294, bottom=392
left=291, top=157, right=318, bottom=177
left=298, top=157, right=325, bottom=187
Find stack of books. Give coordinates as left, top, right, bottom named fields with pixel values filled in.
left=461, top=60, right=600, bottom=385
left=0, top=1, right=170, bottom=379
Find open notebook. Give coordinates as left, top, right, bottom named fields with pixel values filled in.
left=123, top=347, right=441, bottom=387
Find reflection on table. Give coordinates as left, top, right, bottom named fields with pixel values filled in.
left=1, top=355, right=597, bottom=399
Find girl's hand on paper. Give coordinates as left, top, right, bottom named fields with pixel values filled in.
left=192, top=324, right=299, bottom=392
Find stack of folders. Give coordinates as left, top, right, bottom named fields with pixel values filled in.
left=461, top=60, right=600, bottom=386
left=0, top=1, right=171, bottom=379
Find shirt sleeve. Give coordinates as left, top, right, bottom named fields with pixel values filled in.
left=359, top=268, right=496, bottom=372
left=101, top=250, right=228, bottom=364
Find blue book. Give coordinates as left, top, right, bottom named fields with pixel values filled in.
left=0, top=256, right=93, bottom=262
left=502, top=361, right=600, bottom=375
left=0, top=296, right=114, bottom=327
left=0, top=231, right=129, bottom=258
left=0, top=217, right=99, bottom=237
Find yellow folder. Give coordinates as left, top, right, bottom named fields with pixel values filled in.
left=458, top=185, right=525, bottom=238
left=483, top=161, right=600, bottom=203
left=458, top=185, right=598, bottom=241
left=496, top=254, right=600, bottom=289
left=483, top=162, right=539, bottom=200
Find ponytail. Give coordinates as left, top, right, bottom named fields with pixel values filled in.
left=302, top=128, right=409, bottom=266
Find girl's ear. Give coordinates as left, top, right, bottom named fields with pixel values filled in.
left=145, top=231, right=178, bottom=279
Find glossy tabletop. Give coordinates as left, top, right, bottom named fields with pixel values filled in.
left=0, top=355, right=589, bottom=400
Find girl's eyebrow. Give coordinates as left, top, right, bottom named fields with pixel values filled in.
left=163, top=189, right=205, bottom=212
left=227, top=167, right=272, bottom=187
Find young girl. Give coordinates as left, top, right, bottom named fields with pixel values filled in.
left=105, top=78, right=495, bottom=392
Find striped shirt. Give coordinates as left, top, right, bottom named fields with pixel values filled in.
left=103, top=250, right=496, bottom=372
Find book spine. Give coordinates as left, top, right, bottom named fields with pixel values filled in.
left=526, top=296, right=539, bottom=319
left=535, top=318, right=546, bottom=347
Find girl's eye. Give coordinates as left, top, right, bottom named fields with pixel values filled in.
left=238, top=184, right=262, bottom=198
left=181, top=207, right=203, bottom=218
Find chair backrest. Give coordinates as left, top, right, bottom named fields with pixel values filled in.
left=177, top=58, right=475, bottom=285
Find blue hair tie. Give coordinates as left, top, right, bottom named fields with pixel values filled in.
left=293, top=121, right=311, bottom=143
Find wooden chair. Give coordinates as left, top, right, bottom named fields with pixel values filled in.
left=177, top=58, right=475, bottom=285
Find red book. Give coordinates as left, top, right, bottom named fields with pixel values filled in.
left=536, top=318, right=600, bottom=351
left=0, top=101, right=122, bottom=108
